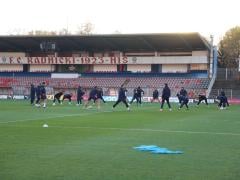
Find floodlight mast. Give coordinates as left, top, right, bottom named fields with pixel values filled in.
left=209, top=35, right=214, bottom=78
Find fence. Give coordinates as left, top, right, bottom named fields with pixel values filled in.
left=217, top=68, right=240, bottom=80
left=210, top=88, right=240, bottom=99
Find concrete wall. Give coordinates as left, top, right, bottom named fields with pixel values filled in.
left=29, top=65, right=53, bottom=72
left=93, top=65, right=117, bottom=72
left=127, top=64, right=151, bottom=72
left=0, top=52, right=25, bottom=57
left=162, top=64, right=188, bottom=73
left=190, top=64, right=208, bottom=70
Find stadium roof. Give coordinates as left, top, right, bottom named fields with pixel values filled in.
left=0, top=33, right=210, bottom=52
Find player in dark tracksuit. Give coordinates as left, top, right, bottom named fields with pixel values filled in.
left=85, top=86, right=98, bottom=108
left=130, top=88, right=138, bottom=104
left=160, top=83, right=172, bottom=111
left=179, top=87, right=188, bottom=97
left=113, top=86, right=130, bottom=110
left=177, top=94, right=189, bottom=109
left=88, top=87, right=98, bottom=101
left=136, top=86, right=144, bottom=105
left=94, top=87, right=105, bottom=103
left=218, top=95, right=227, bottom=109
left=151, top=89, right=160, bottom=103
left=30, top=84, right=35, bottom=105
left=35, top=83, right=41, bottom=105
left=217, top=90, right=229, bottom=109
left=197, top=94, right=208, bottom=106
left=53, top=91, right=63, bottom=105
left=179, top=87, right=188, bottom=104
left=63, top=93, right=72, bottom=104
left=39, top=82, right=47, bottom=108
left=220, top=90, right=229, bottom=107
left=76, top=86, right=85, bottom=105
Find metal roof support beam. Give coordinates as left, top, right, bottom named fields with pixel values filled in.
left=177, top=35, right=192, bottom=50
left=139, top=37, right=156, bottom=51
left=100, top=37, right=123, bottom=51
left=198, top=34, right=211, bottom=51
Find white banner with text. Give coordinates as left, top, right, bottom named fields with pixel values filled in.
left=0, top=56, right=207, bottom=65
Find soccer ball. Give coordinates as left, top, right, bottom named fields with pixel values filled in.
left=43, top=124, right=48, bottom=127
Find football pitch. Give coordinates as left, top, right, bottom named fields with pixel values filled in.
left=0, top=100, right=240, bottom=180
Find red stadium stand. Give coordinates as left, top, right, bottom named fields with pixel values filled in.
left=0, top=76, right=209, bottom=97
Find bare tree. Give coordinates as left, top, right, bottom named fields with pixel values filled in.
left=113, top=30, right=122, bottom=34
left=27, top=30, right=57, bottom=36
left=8, top=28, right=27, bottom=35
left=58, top=28, right=71, bottom=35
left=76, top=22, right=94, bottom=35
left=218, top=26, right=240, bottom=68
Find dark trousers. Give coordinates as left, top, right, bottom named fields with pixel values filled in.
left=113, top=99, right=129, bottom=108
left=180, top=101, right=189, bottom=109
left=218, top=96, right=229, bottom=107
left=197, top=97, right=208, bottom=105
left=94, top=96, right=105, bottom=103
left=130, top=95, right=138, bottom=104
left=130, top=96, right=141, bottom=105
left=161, top=97, right=171, bottom=109
left=30, top=96, right=35, bottom=104
left=226, top=98, right=229, bottom=106
left=219, top=101, right=226, bottom=107
left=53, top=97, right=61, bottom=103
left=137, top=96, right=142, bottom=104
left=77, top=96, right=83, bottom=104
left=36, top=95, right=40, bottom=104
left=63, top=97, right=71, bottom=102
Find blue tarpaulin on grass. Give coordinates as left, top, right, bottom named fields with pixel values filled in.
left=133, top=145, right=183, bottom=154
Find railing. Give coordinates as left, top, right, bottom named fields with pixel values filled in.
left=206, top=75, right=216, bottom=98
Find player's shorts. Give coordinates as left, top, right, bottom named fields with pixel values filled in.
left=88, top=96, right=96, bottom=101
left=41, top=94, right=46, bottom=100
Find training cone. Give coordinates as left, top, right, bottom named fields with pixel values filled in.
left=43, top=124, right=48, bottom=128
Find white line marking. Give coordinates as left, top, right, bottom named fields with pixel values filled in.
left=3, top=124, right=240, bottom=136
left=0, top=105, right=157, bottom=124
left=55, top=126, right=240, bottom=136
left=48, top=126, right=240, bottom=136
left=0, top=110, right=112, bottom=124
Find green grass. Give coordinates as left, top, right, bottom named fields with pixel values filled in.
left=0, top=100, right=240, bottom=180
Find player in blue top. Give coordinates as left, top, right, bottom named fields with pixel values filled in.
left=40, top=82, right=47, bottom=108
left=151, top=88, right=160, bottom=103
left=196, top=93, right=208, bottom=106
left=177, top=93, right=189, bottom=110
left=113, top=85, right=130, bottom=111
left=53, top=91, right=64, bottom=105
left=160, top=83, right=172, bottom=111
left=30, top=84, right=35, bottom=105
left=76, top=86, right=85, bottom=106
left=85, top=86, right=98, bottom=108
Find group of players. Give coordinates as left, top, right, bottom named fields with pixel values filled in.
left=30, top=82, right=47, bottom=108
left=30, top=83, right=106, bottom=109
left=30, top=81, right=229, bottom=111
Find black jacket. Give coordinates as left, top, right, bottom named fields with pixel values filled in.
left=162, top=86, right=171, bottom=98
left=118, top=87, right=127, bottom=100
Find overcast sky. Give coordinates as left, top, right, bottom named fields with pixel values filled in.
left=1, top=0, right=239, bottom=44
